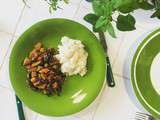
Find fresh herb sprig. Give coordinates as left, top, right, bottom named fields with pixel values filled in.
left=45, top=0, right=69, bottom=13
left=84, top=0, right=160, bottom=38
left=23, top=0, right=69, bottom=13
left=22, top=0, right=160, bottom=38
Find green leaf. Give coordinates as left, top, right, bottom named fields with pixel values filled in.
left=95, top=16, right=108, bottom=29
left=84, top=13, right=99, bottom=25
left=116, top=14, right=136, bottom=31
left=92, top=0, right=104, bottom=16
left=154, top=0, right=160, bottom=10
left=99, top=24, right=108, bottom=32
left=93, top=25, right=107, bottom=32
left=151, top=0, right=160, bottom=19
left=118, top=0, right=139, bottom=13
left=92, top=0, right=114, bottom=17
left=93, top=26, right=99, bottom=32
left=89, top=0, right=157, bottom=37
left=151, top=9, right=160, bottom=19
left=138, top=1, right=154, bottom=10
left=118, top=0, right=154, bottom=13
left=114, top=0, right=132, bottom=9
left=107, top=22, right=116, bottom=38
left=104, top=2, right=114, bottom=16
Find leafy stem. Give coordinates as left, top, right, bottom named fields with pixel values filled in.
left=22, top=0, right=160, bottom=38
left=23, top=0, right=68, bottom=13
left=84, top=0, right=159, bottom=38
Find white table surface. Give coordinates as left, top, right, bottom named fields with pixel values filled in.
left=0, top=0, right=160, bottom=120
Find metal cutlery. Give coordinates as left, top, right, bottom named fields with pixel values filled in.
left=135, top=112, right=156, bottom=120
left=16, top=95, right=25, bottom=120
left=98, top=31, right=115, bottom=87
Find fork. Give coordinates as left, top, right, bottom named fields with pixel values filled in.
left=135, top=112, right=156, bottom=120
left=16, top=95, right=25, bottom=120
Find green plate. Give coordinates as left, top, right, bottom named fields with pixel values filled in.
left=131, top=28, right=160, bottom=119
left=9, top=19, right=106, bottom=116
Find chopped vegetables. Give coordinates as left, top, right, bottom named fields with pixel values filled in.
left=23, top=42, right=66, bottom=96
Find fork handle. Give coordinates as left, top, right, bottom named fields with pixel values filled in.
left=106, top=56, right=115, bottom=87
left=16, top=95, right=25, bottom=120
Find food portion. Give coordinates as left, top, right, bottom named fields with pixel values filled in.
left=23, top=37, right=88, bottom=96
left=23, top=43, right=66, bottom=96
left=56, top=37, right=88, bottom=76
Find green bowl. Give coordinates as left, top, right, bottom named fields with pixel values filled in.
left=131, top=28, right=160, bottom=119
left=9, top=19, right=106, bottom=116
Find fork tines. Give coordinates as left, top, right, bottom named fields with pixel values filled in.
left=135, top=112, right=154, bottom=120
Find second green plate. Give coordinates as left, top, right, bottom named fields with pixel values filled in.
left=131, top=28, right=160, bottom=119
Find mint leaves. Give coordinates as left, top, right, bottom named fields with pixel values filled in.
left=45, top=0, right=69, bottom=13
left=84, top=0, right=136, bottom=37
left=116, top=14, right=136, bottom=31
left=151, top=9, right=160, bottom=19
left=84, top=14, right=99, bottom=25
left=107, top=22, right=116, bottom=38
left=84, top=0, right=160, bottom=38
left=95, top=16, right=108, bottom=29
left=84, top=0, right=117, bottom=37
left=23, top=0, right=160, bottom=38
left=118, top=0, right=154, bottom=13
left=84, top=0, right=135, bottom=37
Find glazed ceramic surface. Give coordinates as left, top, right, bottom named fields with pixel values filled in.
left=9, top=19, right=106, bottom=116
left=131, top=28, right=160, bottom=119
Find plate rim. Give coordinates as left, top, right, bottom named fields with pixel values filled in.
left=131, top=28, right=160, bottom=119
